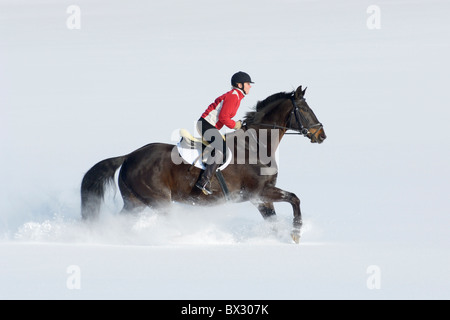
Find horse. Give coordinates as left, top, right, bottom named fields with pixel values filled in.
left=80, top=85, right=326, bottom=243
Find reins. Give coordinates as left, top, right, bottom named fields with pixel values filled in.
left=243, top=96, right=323, bottom=139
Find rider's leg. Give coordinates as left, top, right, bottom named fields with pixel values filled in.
left=195, top=118, right=227, bottom=194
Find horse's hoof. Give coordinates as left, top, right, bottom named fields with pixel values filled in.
left=291, top=231, right=300, bottom=244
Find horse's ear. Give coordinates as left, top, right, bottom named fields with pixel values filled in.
left=295, top=85, right=305, bottom=99
left=302, top=86, right=307, bottom=96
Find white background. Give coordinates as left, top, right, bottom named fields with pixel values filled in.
left=1, top=0, right=449, bottom=299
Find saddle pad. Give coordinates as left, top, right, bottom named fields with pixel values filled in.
left=176, top=140, right=232, bottom=171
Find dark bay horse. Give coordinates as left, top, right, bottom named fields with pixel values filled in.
left=81, top=85, right=326, bottom=243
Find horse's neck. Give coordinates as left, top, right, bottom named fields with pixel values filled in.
left=229, top=126, right=285, bottom=156
left=229, top=99, right=290, bottom=153
left=254, top=127, right=285, bottom=153
left=247, top=108, right=289, bottom=152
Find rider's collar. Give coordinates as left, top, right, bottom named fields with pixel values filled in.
left=232, top=87, right=246, bottom=96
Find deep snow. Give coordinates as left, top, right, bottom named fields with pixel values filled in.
left=1, top=0, right=449, bottom=300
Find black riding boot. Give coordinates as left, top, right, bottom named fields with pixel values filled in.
left=195, top=150, right=223, bottom=195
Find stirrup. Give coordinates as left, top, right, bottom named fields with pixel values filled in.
left=195, top=181, right=212, bottom=195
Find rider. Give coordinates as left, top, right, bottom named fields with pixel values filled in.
left=195, top=71, right=254, bottom=195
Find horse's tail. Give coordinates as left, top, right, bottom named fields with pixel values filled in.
left=81, top=155, right=127, bottom=220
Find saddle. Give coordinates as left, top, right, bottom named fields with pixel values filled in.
left=176, top=129, right=232, bottom=171
left=179, top=128, right=208, bottom=148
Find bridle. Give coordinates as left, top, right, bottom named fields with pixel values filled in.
left=244, top=95, right=323, bottom=140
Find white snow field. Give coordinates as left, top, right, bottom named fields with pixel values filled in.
left=1, top=0, right=449, bottom=300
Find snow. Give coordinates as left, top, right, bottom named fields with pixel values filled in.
left=1, top=0, right=450, bottom=300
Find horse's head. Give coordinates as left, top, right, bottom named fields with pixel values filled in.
left=290, top=86, right=327, bottom=144
left=244, top=86, right=326, bottom=143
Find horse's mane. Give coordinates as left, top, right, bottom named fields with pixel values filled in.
left=244, top=91, right=293, bottom=125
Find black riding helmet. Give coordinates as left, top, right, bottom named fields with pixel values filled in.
left=231, top=71, right=254, bottom=87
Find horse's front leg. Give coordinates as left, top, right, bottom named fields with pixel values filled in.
left=251, top=200, right=277, bottom=220
left=258, top=186, right=302, bottom=243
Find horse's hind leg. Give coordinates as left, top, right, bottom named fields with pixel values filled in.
left=121, top=196, right=145, bottom=214
left=119, top=172, right=172, bottom=214
left=118, top=174, right=146, bottom=214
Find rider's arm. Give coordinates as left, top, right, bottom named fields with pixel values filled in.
left=218, top=93, right=239, bottom=129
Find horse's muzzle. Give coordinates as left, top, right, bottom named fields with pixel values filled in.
left=310, top=128, right=326, bottom=144
left=317, top=132, right=326, bottom=143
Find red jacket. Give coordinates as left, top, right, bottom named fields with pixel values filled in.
left=201, top=88, right=245, bottom=129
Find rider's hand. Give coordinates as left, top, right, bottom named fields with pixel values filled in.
left=234, top=120, right=242, bottom=130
